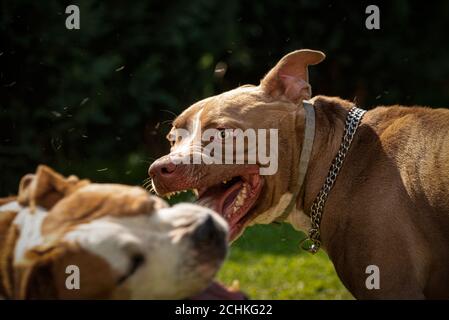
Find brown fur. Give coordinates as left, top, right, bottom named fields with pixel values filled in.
left=150, top=49, right=449, bottom=299
left=306, top=97, right=449, bottom=299
left=15, top=243, right=122, bottom=299
left=17, top=165, right=90, bottom=210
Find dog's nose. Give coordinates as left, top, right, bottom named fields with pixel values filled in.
left=192, top=215, right=225, bottom=246
left=148, top=158, right=177, bottom=179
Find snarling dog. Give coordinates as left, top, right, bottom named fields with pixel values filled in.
left=0, top=165, right=229, bottom=299
left=149, top=49, right=449, bottom=299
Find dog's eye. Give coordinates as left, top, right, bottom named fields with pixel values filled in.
left=117, top=253, right=146, bottom=285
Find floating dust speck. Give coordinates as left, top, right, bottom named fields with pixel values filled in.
left=80, top=97, right=89, bottom=106
left=97, top=168, right=108, bottom=172
left=4, top=81, right=16, bottom=87
left=115, top=65, right=125, bottom=72
left=51, top=137, right=63, bottom=151
left=214, top=61, right=228, bottom=78
left=51, top=111, right=62, bottom=118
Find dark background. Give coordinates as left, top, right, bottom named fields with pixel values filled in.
left=1, top=0, right=449, bottom=195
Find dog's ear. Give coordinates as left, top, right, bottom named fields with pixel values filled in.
left=17, top=165, right=90, bottom=210
left=15, top=252, right=59, bottom=299
left=13, top=244, right=64, bottom=299
left=14, top=243, right=118, bottom=299
left=260, top=49, right=325, bottom=103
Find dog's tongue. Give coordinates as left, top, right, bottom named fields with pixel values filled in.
left=195, top=184, right=227, bottom=213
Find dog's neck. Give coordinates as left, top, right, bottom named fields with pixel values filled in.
left=287, top=96, right=354, bottom=233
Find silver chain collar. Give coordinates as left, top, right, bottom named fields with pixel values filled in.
left=300, top=106, right=366, bottom=254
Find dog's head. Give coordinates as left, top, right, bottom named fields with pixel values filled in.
left=149, top=49, right=325, bottom=241
left=0, top=165, right=228, bottom=299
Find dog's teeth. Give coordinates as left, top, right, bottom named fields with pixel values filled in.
left=166, top=191, right=177, bottom=199
left=223, top=180, right=227, bottom=184
left=192, top=189, right=199, bottom=197
left=235, top=193, right=244, bottom=208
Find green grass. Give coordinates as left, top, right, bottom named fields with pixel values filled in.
left=217, top=223, right=353, bottom=300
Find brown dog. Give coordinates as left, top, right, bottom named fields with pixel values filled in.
left=149, top=49, right=449, bottom=299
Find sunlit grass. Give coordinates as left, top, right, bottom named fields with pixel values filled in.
left=217, top=223, right=353, bottom=300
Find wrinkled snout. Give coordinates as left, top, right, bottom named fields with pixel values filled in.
left=148, top=156, right=177, bottom=179
left=160, top=203, right=229, bottom=282
left=165, top=203, right=229, bottom=247
left=191, top=214, right=227, bottom=254
left=149, top=154, right=203, bottom=196
left=186, top=206, right=228, bottom=272
left=149, top=156, right=183, bottom=195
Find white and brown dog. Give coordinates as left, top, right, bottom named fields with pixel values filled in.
left=0, top=165, right=229, bottom=299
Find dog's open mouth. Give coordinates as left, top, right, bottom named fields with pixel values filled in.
left=195, top=173, right=263, bottom=241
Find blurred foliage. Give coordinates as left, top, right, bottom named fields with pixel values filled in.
left=1, top=0, right=449, bottom=194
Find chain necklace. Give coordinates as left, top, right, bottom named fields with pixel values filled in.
left=300, top=106, right=366, bottom=253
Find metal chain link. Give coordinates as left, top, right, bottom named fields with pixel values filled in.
left=300, top=106, right=366, bottom=253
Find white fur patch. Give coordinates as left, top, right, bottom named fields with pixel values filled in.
left=0, top=201, right=23, bottom=213
left=249, top=193, right=311, bottom=232
left=64, top=216, right=144, bottom=275
left=11, top=203, right=47, bottom=264
left=286, top=208, right=311, bottom=233
left=171, top=108, right=204, bottom=161
left=250, top=193, right=294, bottom=225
